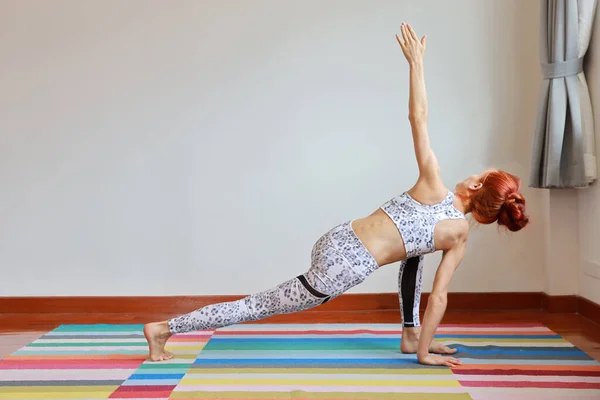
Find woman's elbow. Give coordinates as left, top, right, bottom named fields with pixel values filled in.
left=409, top=112, right=427, bottom=125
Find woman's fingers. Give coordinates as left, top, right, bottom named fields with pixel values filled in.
left=442, top=356, right=462, bottom=368
left=407, top=24, right=419, bottom=41
left=449, top=357, right=462, bottom=367
left=401, top=23, right=411, bottom=45
left=395, top=33, right=404, bottom=48
left=445, top=359, right=457, bottom=367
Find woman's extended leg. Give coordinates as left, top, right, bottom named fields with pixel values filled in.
left=398, top=255, right=456, bottom=354
left=144, top=221, right=379, bottom=361
left=144, top=271, right=333, bottom=360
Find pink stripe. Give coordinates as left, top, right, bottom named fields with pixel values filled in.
left=212, top=329, right=557, bottom=336
left=437, top=323, right=545, bottom=328
left=174, top=385, right=467, bottom=393
left=0, top=360, right=141, bottom=369
left=109, top=390, right=173, bottom=398
left=468, top=393, right=600, bottom=400
left=112, top=385, right=176, bottom=392
left=460, top=380, right=600, bottom=389
left=456, top=375, right=600, bottom=383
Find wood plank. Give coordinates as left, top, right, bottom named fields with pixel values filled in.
left=0, top=292, right=544, bottom=314
left=542, top=294, right=579, bottom=313
left=579, top=296, right=600, bottom=327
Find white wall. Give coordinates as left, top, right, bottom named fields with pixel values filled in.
left=0, top=0, right=545, bottom=296
left=578, top=5, right=600, bottom=305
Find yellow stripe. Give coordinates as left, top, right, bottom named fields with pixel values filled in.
left=169, top=354, right=198, bottom=359
left=178, top=378, right=460, bottom=387
left=0, top=394, right=109, bottom=399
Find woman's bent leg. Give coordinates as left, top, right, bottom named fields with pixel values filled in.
left=398, top=255, right=456, bottom=355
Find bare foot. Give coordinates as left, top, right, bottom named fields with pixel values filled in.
left=400, top=327, right=457, bottom=355
left=428, top=340, right=457, bottom=355
left=143, top=321, right=174, bottom=361
left=401, top=337, right=456, bottom=354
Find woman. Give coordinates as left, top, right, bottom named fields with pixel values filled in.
left=144, top=23, right=529, bottom=367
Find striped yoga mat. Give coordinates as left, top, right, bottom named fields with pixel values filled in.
left=0, top=323, right=599, bottom=399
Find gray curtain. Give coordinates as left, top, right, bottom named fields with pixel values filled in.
left=529, top=0, right=597, bottom=188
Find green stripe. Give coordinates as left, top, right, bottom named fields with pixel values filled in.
left=203, top=341, right=564, bottom=351
left=15, top=350, right=147, bottom=355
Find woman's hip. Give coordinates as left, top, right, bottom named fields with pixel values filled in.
left=308, top=221, right=379, bottom=295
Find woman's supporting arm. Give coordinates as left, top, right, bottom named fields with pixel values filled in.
left=416, top=238, right=467, bottom=367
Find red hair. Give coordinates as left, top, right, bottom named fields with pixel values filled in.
left=470, top=170, right=529, bottom=232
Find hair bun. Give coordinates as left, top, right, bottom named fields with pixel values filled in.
left=498, top=192, right=529, bottom=232
left=506, top=192, right=525, bottom=204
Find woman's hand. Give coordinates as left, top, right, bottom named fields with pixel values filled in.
left=396, top=22, right=427, bottom=66
left=418, top=353, right=462, bottom=368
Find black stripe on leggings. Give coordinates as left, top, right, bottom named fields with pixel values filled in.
left=401, top=256, right=420, bottom=327
left=297, top=275, right=330, bottom=303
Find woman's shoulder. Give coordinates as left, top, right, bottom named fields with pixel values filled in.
left=405, top=180, right=449, bottom=205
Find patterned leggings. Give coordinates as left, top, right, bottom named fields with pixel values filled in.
left=398, top=255, right=424, bottom=327
left=168, top=222, right=425, bottom=334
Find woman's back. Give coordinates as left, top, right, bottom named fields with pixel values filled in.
left=351, top=183, right=468, bottom=267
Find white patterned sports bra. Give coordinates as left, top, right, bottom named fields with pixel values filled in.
left=380, top=190, right=466, bottom=258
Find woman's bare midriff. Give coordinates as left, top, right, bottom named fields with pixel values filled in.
left=351, top=209, right=407, bottom=267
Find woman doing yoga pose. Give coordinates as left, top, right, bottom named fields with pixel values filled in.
left=144, top=23, right=529, bottom=367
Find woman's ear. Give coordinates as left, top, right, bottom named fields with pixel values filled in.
left=469, top=182, right=483, bottom=191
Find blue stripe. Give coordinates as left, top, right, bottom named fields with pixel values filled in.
left=189, top=358, right=600, bottom=367
left=128, top=373, right=186, bottom=380
left=122, top=379, right=181, bottom=386
left=193, top=358, right=418, bottom=365
left=453, top=345, right=588, bottom=356
left=206, top=335, right=561, bottom=344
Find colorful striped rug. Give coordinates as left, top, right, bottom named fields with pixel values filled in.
left=1, top=323, right=599, bottom=399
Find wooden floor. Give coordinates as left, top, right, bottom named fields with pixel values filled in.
left=1, top=310, right=599, bottom=361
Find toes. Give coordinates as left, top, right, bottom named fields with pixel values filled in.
left=444, top=347, right=457, bottom=354
left=148, top=352, right=171, bottom=362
